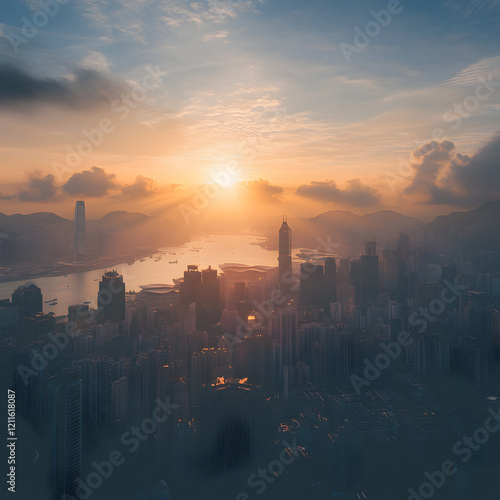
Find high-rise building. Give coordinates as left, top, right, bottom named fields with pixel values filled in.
left=12, top=283, right=42, bottom=319
left=365, top=240, right=377, bottom=255
left=299, top=262, right=323, bottom=307
left=350, top=259, right=362, bottom=303
left=278, top=217, right=292, bottom=299
left=73, top=356, right=113, bottom=439
left=97, top=270, right=125, bottom=324
left=73, top=200, right=86, bottom=261
left=198, top=266, right=221, bottom=328
left=324, top=257, right=337, bottom=308
left=68, top=304, right=91, bottom=330
left=361, top=242, right=379, bottom=302
left=48, top=375, right=82, bottom=500
left=180, top=265, right=202, bottom=307
left=279, top=308, right=298, bottom=376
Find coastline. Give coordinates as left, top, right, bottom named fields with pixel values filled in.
left=0, top=248, right=160, bottom=284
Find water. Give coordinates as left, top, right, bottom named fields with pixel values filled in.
left=0, top=234, right=277, bottom=317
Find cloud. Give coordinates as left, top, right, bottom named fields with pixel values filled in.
left=160, top=0, right=259, bottom=27
left=235, top=178, right=284, bottom=203
left=296, top=179, right=381, bottom=207
left=203, top=31, right=230, bottom=42
left=63, top=166, right=117, bottom=197
left=81, top=51, right=110, bottom=72
left=121, top=175, right=159, bottom=197
left=404, top=134, right=500, bottom=205
left=0, top=65, right=123, bottom=110
left=0, top=171, right=59, bottom=202
left=404, top=140, right=456, bottom=196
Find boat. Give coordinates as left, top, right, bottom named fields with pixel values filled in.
left=44, top=299, right=57, bottom=303
left=169, top=260, right=178, bottom=264
left=83, top=301, right=91, bottom=304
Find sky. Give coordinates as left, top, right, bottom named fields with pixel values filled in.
left=0, top=0, right=499, bottom=222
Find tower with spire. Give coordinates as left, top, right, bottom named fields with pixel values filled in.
left=278, top=216, right=292, bottom=298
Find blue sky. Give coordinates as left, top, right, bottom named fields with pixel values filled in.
left=0, top=0, right=499, bottom=219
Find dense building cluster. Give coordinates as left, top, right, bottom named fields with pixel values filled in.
left=1, top=219, right=500, bottom=500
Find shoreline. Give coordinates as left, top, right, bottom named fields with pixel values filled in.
left=0, top=248, right=160, bottom=284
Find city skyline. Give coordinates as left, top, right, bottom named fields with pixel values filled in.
left=2, top=2, right=500, bottom=499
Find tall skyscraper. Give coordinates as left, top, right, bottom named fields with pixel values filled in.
left=73, top=201, right=86, bottom=261
left=278, top=217, right=292, bottom=298
left=97, top=270, right=125, bottom=323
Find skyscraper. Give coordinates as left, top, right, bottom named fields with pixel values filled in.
left=278, top=217, right=292, bottom=298
left=180, top=265, right=202, bottom=307
left=97, top=270, right=125, bottom=323
left=73, top=201, right=86, bottom=261
left=279, top=308, right=298, bottom=376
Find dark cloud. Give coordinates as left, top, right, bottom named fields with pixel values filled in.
left=296, top=179, right=381, bottom=207
left=0, top=64, right=123, bottom=110
left=0, top=171, right=59, bottom=202
left=63, top=166, right=117, bottom=197
left=404, top=134, right=500, bottom=205
left=121, top=176, right=159, bottom=197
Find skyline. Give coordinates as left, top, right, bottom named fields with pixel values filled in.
left=1, top=0, right=500, bottom=221
left=3, top=3, right=500, bottom=500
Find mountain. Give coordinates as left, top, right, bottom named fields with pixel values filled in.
left=262, top=210, right=423, bottom=252
left=424, top=199, right=500, bottom=261
left=0, top=212, right=71, bottom=234
left=361, top=210, right=421, bottom=230
left=0, top=210, right=188, bottom=259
